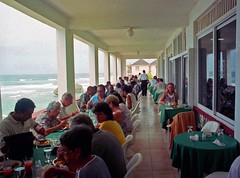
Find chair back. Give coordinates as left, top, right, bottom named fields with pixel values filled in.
left=131, top=114, right=139, bottom=123
left=131, top=102, right=140, bottom=115
left=169, top=111, right=196, bottom=149
left=122, top=135, right=134, bottom=163
left=130, top=119, right=141, bottom=146
left=201, top=121, right=220, bottom=133
left=124, top=153, right=143, bottom=178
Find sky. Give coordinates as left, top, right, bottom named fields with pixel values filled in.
left=0, top=2, right=155, bottom=75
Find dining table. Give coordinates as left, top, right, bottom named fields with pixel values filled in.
left=0, top=130, right=64, bottom=178
left=171, top=132, right=240, bottom=178
left=160, top=104, right=192, bottom=129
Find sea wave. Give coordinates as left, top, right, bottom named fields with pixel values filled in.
left=1, top=83, right=57, bottom=91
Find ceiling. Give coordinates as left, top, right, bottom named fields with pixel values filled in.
left=17, top=0, right=201, bottom=59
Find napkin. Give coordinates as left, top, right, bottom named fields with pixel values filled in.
left=190, top=134, right=199, bottom=141
left=213, top=139, right=225, bottom=146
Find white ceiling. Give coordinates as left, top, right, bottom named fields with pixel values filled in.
left=20, top=0, right=201, bottom=59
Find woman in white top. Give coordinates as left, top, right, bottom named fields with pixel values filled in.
left=159, top=83, right=179, bottom=105
left=121, top=85, right=137, bottom=111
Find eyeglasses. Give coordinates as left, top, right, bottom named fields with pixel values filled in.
left=97, top=90, right=104, bottom=93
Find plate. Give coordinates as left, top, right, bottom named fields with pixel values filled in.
left=0, top=160, right=22, bottom=173
left=33, top=139, right=50, bottom=147
left=52, top=157, right=65, bottom=168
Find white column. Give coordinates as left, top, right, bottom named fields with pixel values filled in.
left=104, top=52, right=110, bottom=83
left=112, top=55, right=117, bottom=84
left=117, top=57, right=122, bottom=80
left=121, top=58, right=126, bottom=77
left=89, top=44, right=99, bottom=85
left=56, top=28, right=75, bottom=99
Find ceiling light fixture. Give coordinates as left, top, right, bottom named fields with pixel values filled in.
left=127, top=27, right=134, bottom=37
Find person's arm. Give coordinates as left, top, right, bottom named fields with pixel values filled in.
left=44, top=120, right=67, bottom=135
left=42, top=166, right=75, bottom=178
left=126, top=95, right=132, bottom=110
left=86, top=100, right=92, bottom=110
left=113, top=112, right=124, bottom=124
left=159, top=93, right=167, bottom=105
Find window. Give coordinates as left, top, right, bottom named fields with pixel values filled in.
left=198, top=32, right=213, bottom=109
left=198, top=18, right=236, bottom=121
left=216, top=20, right=236, bottom=120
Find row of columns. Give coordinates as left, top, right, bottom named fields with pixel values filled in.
left=56, top=29, right=125, bottom=100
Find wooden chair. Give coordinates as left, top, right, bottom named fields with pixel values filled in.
left=169, top=111, right=196, bottom=149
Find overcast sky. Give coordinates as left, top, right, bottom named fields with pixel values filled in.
left=0, top=2, right=155, bottom=75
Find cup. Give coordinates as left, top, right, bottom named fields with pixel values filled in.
left=32, top=160, right=42, bottom=178
left=14, top=166, right=25, bottom=178
left=24, top=159, right=33, bottom=175
left=3, top=160, right=13, bottom=178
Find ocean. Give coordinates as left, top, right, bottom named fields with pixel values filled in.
left=0, top=73, right=104, bottom=118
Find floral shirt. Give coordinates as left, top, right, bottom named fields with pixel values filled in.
left=35, top=112, right=60, bottom=128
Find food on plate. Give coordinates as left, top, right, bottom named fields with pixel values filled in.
left=33, top=139, right=50, bottom=146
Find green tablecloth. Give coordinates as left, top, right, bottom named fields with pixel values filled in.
left=148, top=85, right=155, bottom=95
left=160, top=105, right=192, bottom=129
left=153, top=90, right=164, bottom=103
left=171, top=132, right=240, bottom=178
left=0, top=130, right=64, bottom=178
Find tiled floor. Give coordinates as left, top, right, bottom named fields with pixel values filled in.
left=131, top=94, right=181, bottom=178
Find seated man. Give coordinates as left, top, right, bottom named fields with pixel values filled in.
left=35, top=101, right=67, bottom=135
left=42, top=125, right=111, bottom=178
left=0, top=98, right=45, bottom=152
left=86, top=85, right=107, bottom=110
left=70, top=113, right=127, bottom=178
left=78, top=86, right=94, bottom=112
left=59, top=92, right=78, bottom=119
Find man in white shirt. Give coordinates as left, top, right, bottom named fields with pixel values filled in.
left=139, top=70, right=149, bottom=96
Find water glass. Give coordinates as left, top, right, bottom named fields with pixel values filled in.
left=218, top=129, right=224, bottom=142
left=14, top=166, right=25, bottom=178
left=32, top=160, right=43, bottom=178
left=187, top=126, right=194, bottom=136
left=44, top=147, right=53, bottom=164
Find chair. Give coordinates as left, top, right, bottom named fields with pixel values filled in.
left=124, top=153, right=143, bottom=178
left=201, top=121, right=220, bottom=133
left=126, top=119, right=141, bottom=158
left=169, top=111, right=196, bottom=149
left=122, top=134, right=134, bottom=164
left=131, top=114, right=139, bottom=124
left=205, top=155, right=240, bottom=178
left=131, top=101, right=140, bottom=115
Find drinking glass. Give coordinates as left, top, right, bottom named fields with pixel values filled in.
left=187, top=126, right=194, bottom=136
left=23, top=159, right=33, bottom=175
left=43, top=147, right=53, bottom=164
left=3, top=160, right=13, bottom=178
left=218, top=129, right=224, bottom=142
left=14, top=166, right=25, bottom=178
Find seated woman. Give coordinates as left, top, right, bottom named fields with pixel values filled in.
left=105, top=95, right=133, bottom=136
left=35, top=101, right=67, bottom=135
left=159, top=83, right=179, bottom=106
left=93, top=102, right=126, bottom=145
left=121, top=85, right=137, bottom=111
left=42, top=125, right=111, bottom=178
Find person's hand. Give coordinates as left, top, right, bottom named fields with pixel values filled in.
left=42, top=165, right=61, bottom=178
left=35, top=125, right=45, bottom=135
